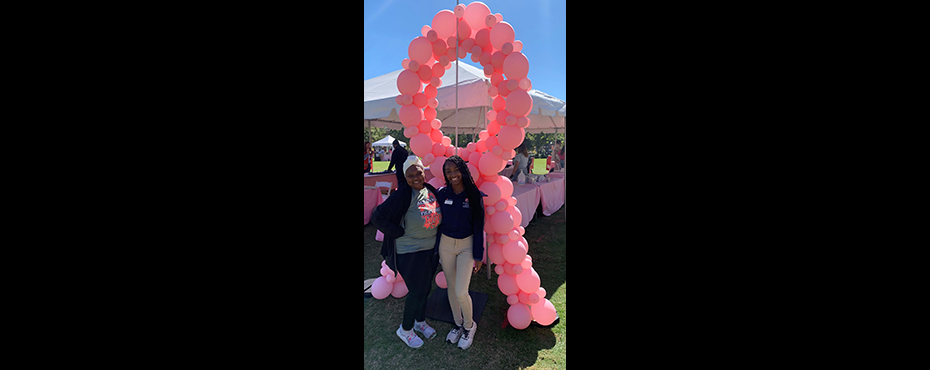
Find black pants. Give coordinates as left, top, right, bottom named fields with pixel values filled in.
left=395, top=249, right=439, bottom=331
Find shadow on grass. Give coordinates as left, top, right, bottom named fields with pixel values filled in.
left=364, top=204, right=566, bottom=369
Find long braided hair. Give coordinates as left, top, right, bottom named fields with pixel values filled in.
left=442, top=155, right=484, bottom=222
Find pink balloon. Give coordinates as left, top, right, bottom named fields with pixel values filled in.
left=396, top=69, right=421, bottom=96
left=409, top=133, right=433, bottom=157
left=485, top=14, right=498, bottom=28
left=490, top=51, right=505, bottom=69
left=510, top=204, right=523, bottom=228
left=417, top=64, right=433, bottom=82
left=431, top=62, right=445, bottom=78
left=430, top=128, right=443, bottom=142
left=502, top=238, right=527, bottom=264
left=503, top=52, right=529, bottom=86
left=422, top=153, right=435, bottom=166
left=489, top=21, right=515, bottom=51
left=507, top=303, right=532, bottom=330
left=412, top=93, right=428, bottom=108
left=496, top=125, right=525, bottom=150
left=431, top=38, right=447, bottom=58
left=430, top=142, right=445, bottom=157
left=507, top=294, right=519, bottom=305
left=468, top=151, right=483, bottom=165
left=516, top=266, right=540, bottom=294
left=399, top=104, right=423, bottom=128
left=478, top=152, right=504, bottom=177
left=435, top=271, right=447, bottom=289
left=496, top=175, right=514, bottom=199
left=371, top=276, right=392, bottom=299
left=441, top=136, right=452, bottom=146
left=426, top=28, right=437, bottom=42
left=487, top=242, right=505, bottom=265
left=391, top=280, right=408, bottom=298
left=464, top=2, right=491, bottom=33
left=513, top=40, right=523, bottom=52
left=408, top=36, right=433, bottom=65
left=431, top=10, right=456, bottom=40
left=490, top=208, right=514, bottom=234
left=444, top=145, right=455, bottom=157
left=417, top=119, right=432, bottom=135
left=478, top=179, right=502, bottom=205
left=487, top=120, right=501, bottom=136
left=501, top=42, right=513, bottom=55
left=497, top=271, right=519, bottom=296
left=474, top=28, right=491, bottom=48
left=427, top=176, right=444, bottom=189
left=453, top=4, right=466, bottom=18
left=531, top=298, right=557, bottom=326
left=457, top=19, right=471, bottom=41
left=466, top=162, right=479, bottom=179
left=403, top=125, right=418, bottom=139
left=430, top=156, right=446, bottom=178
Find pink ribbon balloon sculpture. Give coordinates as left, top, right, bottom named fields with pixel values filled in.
left=376, top=1, right=557, bottom=330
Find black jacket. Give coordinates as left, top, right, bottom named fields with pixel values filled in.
left=371, top=182, right=441, bottom=278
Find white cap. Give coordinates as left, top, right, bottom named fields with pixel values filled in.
left=402, top=155, right=423, bottom=174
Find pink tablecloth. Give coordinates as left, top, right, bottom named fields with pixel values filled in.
left=364, top=172, right=397, bottom=189
left=364, top=187, right=385, bottom=225
left=535, top=177, right=565, bottom=216
left=511, top=183, right=540, bottom=228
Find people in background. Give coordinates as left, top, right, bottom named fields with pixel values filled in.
left=387, top=139, right=409, bottom=185
left=364, top=141, right=373, bottom=173
left=510, top=143, right=530, bottom=181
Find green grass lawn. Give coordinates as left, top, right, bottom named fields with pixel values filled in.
left=363, top=205, right=566, bottom=369
left=372, top=158, right=551, bottom=175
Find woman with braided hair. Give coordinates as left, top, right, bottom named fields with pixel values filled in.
left=435, top=155, right=486, bottom=350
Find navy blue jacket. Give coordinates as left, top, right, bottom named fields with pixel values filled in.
left=371, top=182, right=441, bottom=278
left=436, top=186, right=486, bottom=261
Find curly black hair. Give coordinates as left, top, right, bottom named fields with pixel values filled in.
left=442, top=155, right=484, bottom=222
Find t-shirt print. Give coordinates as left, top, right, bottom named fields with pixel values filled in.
left=418, top=192, right=441, bottom=229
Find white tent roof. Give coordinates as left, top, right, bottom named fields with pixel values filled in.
left=364, top=62, right=566, bottom=134
left=371, top=135, right=406, bottom=147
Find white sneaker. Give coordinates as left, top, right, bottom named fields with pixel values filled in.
left=413, top=320, right=437, bottom=339
left=446, top=325, right=463, bottom=344
left=396, top=325, right=423, bottom=348
left=457, top=322, right=476, bottom=349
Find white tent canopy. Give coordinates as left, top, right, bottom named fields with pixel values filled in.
left=371, top=135, right=406, bottom=147
left=364, top=62, right=566, bottom=135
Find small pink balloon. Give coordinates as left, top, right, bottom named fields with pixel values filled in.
left=401, top=58, right=410, bottom=70
left=409, top=133, right=433, bottom=157
left=435, top=271, right=448, bottom=289
left=478, top=179, right=502, bottom=205
left=431, top=142, right=445, bottom=157
left=454, top=4, right=466, bottom=18
left=513, top=40, right=523, bottom=52
left=424, top=106, right=437, bottom=120
left=507, top=78, right=520, bottom=92
left=516, top=116, right=528, bottom=128
left=495, top=199, right=508, bottom=211
left=431, top=63, right=445, bottom=78
left=491, top=209, right=515, bottom=234
left=412, top=93, right=427, bottom=108
left=528, top=293, right=539, bottom=304
left=427, top=97, right=439, bottom=108
left=444, top=145, right=455, bottom=157
left=426, top=29, right=438, bottom=42
left=501, top=42, right=513, bottom=55
left=497, top=125, right=526, bottom=151
left=507, top=294, right=519, bottom=305
left=490, top=51, right=505, bottom=69
left=408, top=59, right=420, bottom=72
left=519, top=77, right=532, bottom=90
left=492, top=145, right=502, bottom=156
left=508, top=228, right=521, bottom=241
left=507, top=303, right=532, bottom=330
left=457, top=19, right=471, bottom=41
left=441, top=136, right=452, bottom=146
left=468, top=151, right=482, bottom=164
left=487, top=120, right=501, bottom=136
left=401, top=94, right=413, bottom=106
left=474, top=28, right=491, bottom=48
left=512, top=263, right=523, bottom=275
left=403, top=125, right=419, bottom=138
left=485, top=14, right=498, bottom=28
left=505, top=115, right=517, bottom=126
left=485, top=205, right=496, bottom=216
left=431, top=119, right=442, bottom=129
left=488, top=85, right=499, bottom=98
left=431, top=39, right=447, bottom=57
left=427, top=176, right=444, bottom=189
left=424, top=84, right=437, bottom=99
left=417, top=64, right=433, bottom=82
left=497, top=233, right=510, bottom=245
left=422, top=153, right=435, bottom=166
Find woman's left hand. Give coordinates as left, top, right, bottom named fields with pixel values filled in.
left=473, top=260, right=483, bottom=274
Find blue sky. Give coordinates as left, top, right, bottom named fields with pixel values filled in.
left=364, top=0, right=566, bottom=102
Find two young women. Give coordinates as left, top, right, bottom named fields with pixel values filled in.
left=372, top=155, right=485, bottom=350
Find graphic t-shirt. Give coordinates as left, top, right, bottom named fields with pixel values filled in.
left=395, top=187, right=442, bottom=254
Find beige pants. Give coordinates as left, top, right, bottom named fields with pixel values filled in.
left=439, top=234, right=475, bottom=329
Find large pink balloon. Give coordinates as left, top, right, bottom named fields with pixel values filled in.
left=399, top=104, right=423, bottom=128
left=531, top=298, right=558, bottom=326
left=502, top=51, right=529, bottom=82
left=478, top=152, right=504, bottom=177
left=464, top=2, right=491, bottom=35
left=496, top=125, right=525, bottom=150
left=427, top=176, right=444, bottom=189
left=516, top=266, right=540, bottom=294
left=502, top=238, right=527, bottom=265
left=507, top=303, right=532, bottom=330
left=431, top=10, right=456, bottom=40
left=371, top=276, right=393, bottom=299
left=489, top=21, right=515, bottom=51
left=497, top=271, right=519, bottom=296
left=408, top=36, right=433, bottom=65
left=487, top=242, right=505, bottom=265
left=490, top=208, right=514, bottom=234
left=505, top=89, right=533, bottom=117
left=510, top=204, right=523, bottom=227
left=478, top=177, right=502, bottom=205
left=409, top=133, right=433, bottom=157
left=496, top=176, right=514, bottom=199
left=396, top=69, right=421, bottom=96
left=430, top=156, right=447, bottom=178
left=391, top=280, right=409, bottom=298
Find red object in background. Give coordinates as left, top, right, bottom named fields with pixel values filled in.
left=546, top=156, right=554, bottom=171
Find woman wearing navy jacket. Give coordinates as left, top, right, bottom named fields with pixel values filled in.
left=435, top=155, right=485, bottom=350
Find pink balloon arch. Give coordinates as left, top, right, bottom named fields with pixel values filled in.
left=371, top=2, right=557, bottom=330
